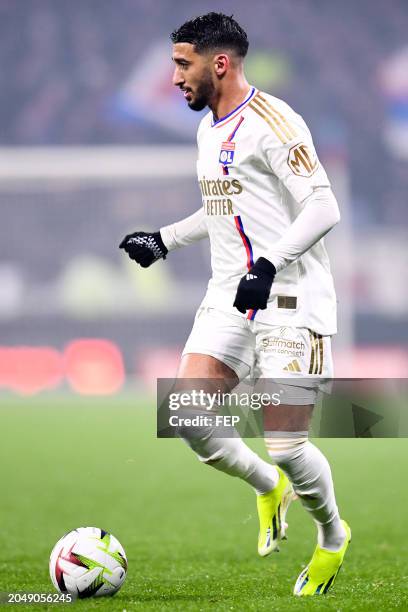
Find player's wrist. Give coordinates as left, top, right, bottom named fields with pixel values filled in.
left=159, top=225, right=177, bottom=252
left=154, top=231, right=168, bottom=257
left=253, top=257, right=276, bottom=279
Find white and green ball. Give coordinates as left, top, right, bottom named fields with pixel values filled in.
left=49, top=527, right=127, bottom=598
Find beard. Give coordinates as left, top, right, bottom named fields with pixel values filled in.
left=188, top=70, right=215, bottom=111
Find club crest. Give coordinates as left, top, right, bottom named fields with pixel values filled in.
left=219, top=141, right=235, bottom=166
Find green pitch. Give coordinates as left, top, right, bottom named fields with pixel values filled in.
left=1, top=394, right=407, bottom=611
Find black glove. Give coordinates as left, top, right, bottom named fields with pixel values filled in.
left=119, top=231, right=168, bottom=268
left=233, top=257, right=276, bottom=313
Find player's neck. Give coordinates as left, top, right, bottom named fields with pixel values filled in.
left=210, top=76, right=251, bottom=122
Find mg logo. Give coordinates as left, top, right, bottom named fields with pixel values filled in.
left=287, top=143, right=318, bottom=177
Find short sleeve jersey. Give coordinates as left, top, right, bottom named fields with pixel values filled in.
left=196, top=87, right=337, bottom=335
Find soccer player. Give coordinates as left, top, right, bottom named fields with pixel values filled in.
left=120, top=12, right=351, bottom=596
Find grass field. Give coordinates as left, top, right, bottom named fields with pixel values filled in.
left=1, top=393, right=407, bottom=611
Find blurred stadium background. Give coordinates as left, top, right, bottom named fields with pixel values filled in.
left=1, top=0, right=407, bottom=397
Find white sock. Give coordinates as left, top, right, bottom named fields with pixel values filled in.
left=177, top=409, right=279, bottom=494
left=265, top=432, right=346, bottom=551
left=316, top=516, right=346, bottom=551
left=197, top=437, right=280, bottom=495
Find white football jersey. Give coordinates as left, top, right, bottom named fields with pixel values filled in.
left=196, top=87, right=337, bottom=335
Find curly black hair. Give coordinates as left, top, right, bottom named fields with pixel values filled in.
left=171, top=12, right=249, bottom=57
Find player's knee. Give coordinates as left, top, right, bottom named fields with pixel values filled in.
left=174, top=406, right=216, bottom=455
left=264, top=432, right=308, bottom=465
left=180, top=428, right=227, bottom=465
left=195, top=447, right=224, bottom=465
left=191, top=443, right=255, bottom=481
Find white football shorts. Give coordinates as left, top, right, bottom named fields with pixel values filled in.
left=182, top=306, right=333, bottom=405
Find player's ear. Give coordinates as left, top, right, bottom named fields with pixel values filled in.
left=213, top=53, right=229, bottom=76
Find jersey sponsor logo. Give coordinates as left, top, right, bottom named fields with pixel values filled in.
left=204, top=199, right=234, bottom=215
left=287, top=143, right=318, bottom=177
left=199, top=176, right=242, bottom=216
left=198, top=176, right=243, bottom=197
left=219, top=141, right=235, bottom=166
left=260, top=336, right=306, bottom=357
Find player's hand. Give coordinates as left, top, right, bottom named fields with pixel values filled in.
left=233, top=257, right=276, bottom=313
left=119, top=231, right=168, bottom=267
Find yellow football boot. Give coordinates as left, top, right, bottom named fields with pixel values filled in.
left=293, top=520, right=351, bottom=596
left=257, top=466, right=295, bottom=556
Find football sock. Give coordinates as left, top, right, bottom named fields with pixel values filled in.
left=265, top=432, right=346, bottom=551
left=177, top=408, right=279, bottom=494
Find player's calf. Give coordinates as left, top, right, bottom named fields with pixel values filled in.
left=176, top=404, right=279, bottom=495
left=265, top=430, right=346, bottom=551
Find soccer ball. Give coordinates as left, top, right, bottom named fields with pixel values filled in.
left=49, top=527, right=127, bottom=598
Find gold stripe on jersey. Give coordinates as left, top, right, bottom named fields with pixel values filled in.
left=318, top=335, right=324, bottom=375
left=308, top=331, right=316, bottom=374
left=251, top=95, right=295, bottom=142
left=309, top=332, right=324, bottom=375
left=257, top=93, right=298, bottom=139
left=249, top=102, right=288, bottom=144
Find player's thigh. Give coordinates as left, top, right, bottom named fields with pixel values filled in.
left=254, top=325, right=333, bottom=431
left=180, top=306, right=255, bottom=384
left=177, top=353, right=238, bottom=393
left=263, top=403, right=314, bottom=432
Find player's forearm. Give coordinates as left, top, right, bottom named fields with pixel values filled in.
left=266, top=187, right=340, bottom=272
left=160, top=208, right=208, bottom=251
